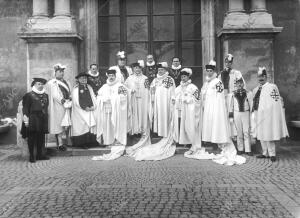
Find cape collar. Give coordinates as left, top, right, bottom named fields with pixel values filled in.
left=107, top=79, right=118, bottom=86
left=88, top=70, right=99, bottom=77
left=146, top=61, right=155, bottom=67
left=156, top=72, right=169, bottom=80
left=180, top=79, right=191, bottom=87
left=32, top=86, right=45, bottom=94
left=171, top=65, right=182, bottom=70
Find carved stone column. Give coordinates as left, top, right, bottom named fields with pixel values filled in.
left=32, top=0, right=48, bottom=17
left=54, top=0, right=71, bottom=17
left=223, top=0, right=249, bottom=28
left=250, top=0, right=273, bottom=27
left=201, top=0, right=215, bottom=78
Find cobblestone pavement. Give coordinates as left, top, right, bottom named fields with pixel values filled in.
left=0, top=143, right=300, bottom=218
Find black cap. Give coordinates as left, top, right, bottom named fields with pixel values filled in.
left=131, top=62, right=142, bottom=68
left=106, top=69, right=116, bottom=75
left=75, top=72, right=90, bottom=79
left=31, top=78, right=47, bottom=87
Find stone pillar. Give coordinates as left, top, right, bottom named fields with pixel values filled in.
left=32, top=0, right=48, bottom=17
left=85, top=0, right=99, bottom=68
left=251, top=0, right=267, bottom=12
left=249, top=0, right=273, bottom=27
left=54, top=0, right=71, bottom=17
left=223, top=0, right=249, bottom=28
left=201, top=0, right=215, bottom=78
left=50, top=0, right=76, bottom=31
left=228, top=0, right=244, bottom=13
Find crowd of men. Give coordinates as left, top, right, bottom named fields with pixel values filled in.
left=21, top=51, right=289, bottom=165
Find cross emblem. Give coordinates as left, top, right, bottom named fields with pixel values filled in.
left=118, top=86, right=127, bottom=95
left=162, top=77, right=174, bottom=89
left=270, top=89, right=280, bottom=101
left=144, top=78, right=150, bottom=89
left=193, top=89, right=201, bottom=101
left=216, top=81, right=224, bottom=93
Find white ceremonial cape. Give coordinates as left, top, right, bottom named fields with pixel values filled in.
left=126, top=106, right=176, bottom=161
left=252, top=82, right=289, bottom=141
left=109, top=65, right=133, bottom=83
left=173, top=81, right=201, bottom=146
left=125, top=73, right=150, bottom=135
left=201, top=77, right=230, bottom=144
left=95, top=80, right=129, bottom=145
left=126, top=73, right=176, bottom=161
left=150, top=73, right=175, bottom=137
left=185, top=76, right=246, bottom=165
left=71, top=84, right=97, bottom=136
left=46, top=78, right=72, bottom=134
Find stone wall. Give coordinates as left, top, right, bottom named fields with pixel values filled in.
left=0, top=0, right=31, bottom=117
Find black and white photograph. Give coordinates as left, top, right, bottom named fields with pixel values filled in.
left=0, top=0, right=299, bottom=217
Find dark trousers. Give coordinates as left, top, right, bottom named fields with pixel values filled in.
left=27, top=132, right=46, bottom=161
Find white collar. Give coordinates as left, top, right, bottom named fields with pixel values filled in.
left=107, top=79, right=118, bottom=86
left=171, top=65, right=182, bottom=70
left=88, top=70, right=99, bottom=77
left=156, top=72, right=169, bottom=80
left=32, top=86, right=45, bottom=94
left=180, top=79, right=191, bottom=87
left=146, top=61, right=155, bottom=67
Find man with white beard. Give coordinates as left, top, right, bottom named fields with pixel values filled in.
left=92, top=69, right=129, bottom=160
left=126, top=62, right=176, bottom=161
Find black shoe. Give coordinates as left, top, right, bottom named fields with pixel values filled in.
left=29, top=157, right=36, bottom=163
left=245, top=152, right=253, bottom=156
left=256, top=154, right=267, bottom=158
left=237, top=151, right=244, bottom=155
left=58, top=145, right=67, bottom=151
left=270, top=156, right=276, bottom=162
left=37, top=156, right=50, bottom=160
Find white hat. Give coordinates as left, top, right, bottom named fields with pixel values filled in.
left=258, top=67, right=267, bottom=76
left=157, top=62, right=168, bottom=68
left=116, top=51, right=126, bottom=59
left=180, top=68, right=193, bottom=77
left=205, top=60, right=216, bottom=70
left=53, top=63, right=66, bottom=71
left=225, top=54, right=234, bottom=62
left=137, top=60, right=145, bottom=68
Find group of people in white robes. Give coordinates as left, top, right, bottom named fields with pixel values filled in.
left=43, top=51, right=289, bottom=165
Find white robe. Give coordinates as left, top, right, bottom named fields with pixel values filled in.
left=126, top=73, right=176, bottom=161
left=95, top=81, right=129, bottom=145
left=150, top=73, right=175, bottom=137
left=173, top=81, right=201, bottom=146
left=46, top=78, right=72, bottom=134
left=125, top=73, right=150, bottom=135
left=252, top=82, right=289, bottom=141
left=109, top=65, right=133, bottom=83
left=71, top=85, right=97, bottom=136
left=201, top=77, right=230, bottom=143
left=185, top=76, right=246, bottom=165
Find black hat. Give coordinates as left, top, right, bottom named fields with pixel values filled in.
left=180, top=68, right=193, bottom=77
left=131, top=62, right=141, bottom=68
left=205, top=60, right=216, bottom=70
left=106, top=69, right=117, bottom=75
left=75, top=72, right=90, bottom=79
left=31, top=77, right=47, bottom=87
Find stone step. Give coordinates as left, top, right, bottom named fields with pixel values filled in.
left=46, top=142, right=215, bottom=157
